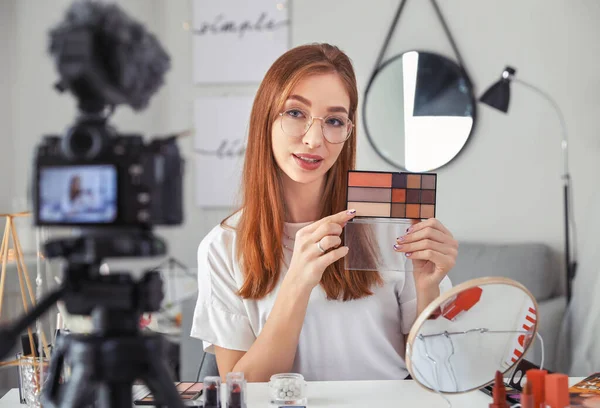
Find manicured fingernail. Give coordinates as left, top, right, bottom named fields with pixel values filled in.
left=347, top=209, right=356, bottom=215
left=406, top=252, right=412, bottom=257
left=394, top=244, right=402, bottom=250
left=406, top=227, right=413, bottom=233
left=397, top=236, right=405, bottom=242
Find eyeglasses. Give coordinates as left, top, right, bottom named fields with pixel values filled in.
left=278, top=108, right=353, bottom=144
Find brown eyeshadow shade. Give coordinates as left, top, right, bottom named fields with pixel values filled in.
left=421, top=190, right=435, bottom=204
left=391, top=204, right=406, bottom=217
left=392, top=172, right=407, bottom=188
left=406, top=204, right=420, bottom=218
left=392, top=189, right=406, bottom=203
left=348, top=202, right=390, bottom=217
left=407, top=174, right=421, bottom=189
left=406, top=189, right=420, bottom=204
left=422, top=174, right=436, bottom=189
left=421, top=204, right=435, bottom=218
left=348, top=172, right=392, bottom=188
left=347, top=187, right=391, bottom=203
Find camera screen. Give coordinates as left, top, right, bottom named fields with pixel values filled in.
left=38, top=165, right=117, bottom=224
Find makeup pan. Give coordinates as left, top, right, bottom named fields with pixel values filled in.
left=346, top=170, right=437, bottom=219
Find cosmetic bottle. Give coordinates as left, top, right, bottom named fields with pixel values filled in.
left=268, top=373, right=307, bottom=408
left=226, top=372, right=246, bottom=408
left=526, top=369, right=548, bottom=408
left=545, top=373, right=569, bottom=408
left=203, top=376, right=221, bottom=408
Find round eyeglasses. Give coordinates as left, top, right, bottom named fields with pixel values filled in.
left=279, top=108, right=353, bottom=144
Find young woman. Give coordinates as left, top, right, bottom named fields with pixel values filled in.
left=191, top=43, right=458, bottom=382
left=61, top=174, right=94, bottom=217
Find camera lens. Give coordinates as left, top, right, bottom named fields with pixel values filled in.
left=63, top=124, right=103, bottom=160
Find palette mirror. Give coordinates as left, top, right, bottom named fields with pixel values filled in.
left=405, top=277, right=539, bottom=394
left=363, top=51, right=476, bottom=172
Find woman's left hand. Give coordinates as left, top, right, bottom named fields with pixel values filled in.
left=394, top=218, right=458, bottom=290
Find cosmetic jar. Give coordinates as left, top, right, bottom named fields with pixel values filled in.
left=268, top=373, right=307, bottom=407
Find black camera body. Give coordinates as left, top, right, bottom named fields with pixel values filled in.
left=34, top=117, right=184, bottom=228
left=31, top=0, right=181, bottom=230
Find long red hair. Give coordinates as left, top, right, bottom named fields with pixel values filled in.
left=222, top=43, right=383, bottom=301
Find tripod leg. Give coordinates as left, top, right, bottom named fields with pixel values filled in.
left=0, top=218, right=12, bottom=319
left=142, top=349, right=186, bottom=408
left=44, top=338, right=97, bottom=408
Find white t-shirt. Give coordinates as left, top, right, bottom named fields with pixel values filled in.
left=190, top=212, right=452, bottom=381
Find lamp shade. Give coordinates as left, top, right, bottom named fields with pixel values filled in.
left=479, top=66, right=516, bottom=113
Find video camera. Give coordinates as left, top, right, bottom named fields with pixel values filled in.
left=33, top=0, right=183, bottom=230
left=0, top=2, right=190, bottom=407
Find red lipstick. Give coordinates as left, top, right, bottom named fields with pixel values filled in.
left=489, top=371, right=508, bottom=408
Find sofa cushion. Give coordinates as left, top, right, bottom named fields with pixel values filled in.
left=450, top=242, right=559, bottom=301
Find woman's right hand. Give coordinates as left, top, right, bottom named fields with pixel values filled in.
left=285, top=209, right=357, bottom=290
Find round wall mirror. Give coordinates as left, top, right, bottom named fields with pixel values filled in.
left=405, top=277, right=538, bottom=394
left=363, top=51, right=476, bottom=172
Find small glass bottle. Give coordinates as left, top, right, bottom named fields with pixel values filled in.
left=226, top=372, right=246, bottom=408
left=203, top=376, right=221, bottom=408
left=268, top=373, right=307, bottom=407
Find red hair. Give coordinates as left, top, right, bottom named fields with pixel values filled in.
left=222, top=43, right=383, bottom=301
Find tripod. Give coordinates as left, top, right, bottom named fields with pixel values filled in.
left=0, top=232, right=186, bottom=408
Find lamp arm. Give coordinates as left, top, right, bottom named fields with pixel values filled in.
left=514, top=77, right=579, bottom=294
left=513, top=78, right=569, bottom=178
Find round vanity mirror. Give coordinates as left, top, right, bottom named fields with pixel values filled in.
left=363, top=51, right=476, bottom=172
left=405, top=277, right=538, bottom=394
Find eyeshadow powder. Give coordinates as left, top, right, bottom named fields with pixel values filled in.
left=392, top=172, right=407, bottom=188
left=348, top=171, right=392, bottom=188
left=422, top=174, right=436, bottom=189
left=347, top=201, right=391, bottom=217
left=406, top=204, right=420, bottom=218
left=347, top=170, right=437, bottom=220
left=391, top=189, right=406, bottom=203
left=421, top=190, right=435, bottom=204
left=407, top=174, right=421, bottom=189
left=347, top=187, right=391, bottom=203
left=420, top=205, right=435, bottom=218
left=406, top=189, right=420, bottom=204
left=391, top=204, right=406, bottom=218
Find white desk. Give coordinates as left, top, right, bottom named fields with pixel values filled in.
left=0, top=378, right=585, bottom=407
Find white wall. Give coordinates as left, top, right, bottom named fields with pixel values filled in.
left=0, top=1, right=16, bottom=212
left=2, top=0, right=598, bottom=317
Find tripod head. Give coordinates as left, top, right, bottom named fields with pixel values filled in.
left=44, top=229, right=165, bottom=321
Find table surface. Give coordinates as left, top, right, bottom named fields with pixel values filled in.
left=0, top=377, right=585, bottom=407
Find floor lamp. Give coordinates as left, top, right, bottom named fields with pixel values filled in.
left=479, top=66, right=578, bottom=303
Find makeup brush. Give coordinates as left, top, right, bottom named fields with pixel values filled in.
left=489, top=370, right=508, bottom=408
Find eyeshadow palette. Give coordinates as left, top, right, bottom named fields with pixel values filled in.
left=134, top=381, right=204, bottom=406
left=346, top=170, right=437, bottom=219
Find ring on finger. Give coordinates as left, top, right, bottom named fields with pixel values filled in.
left=316, top=240, right=326, bottom=254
